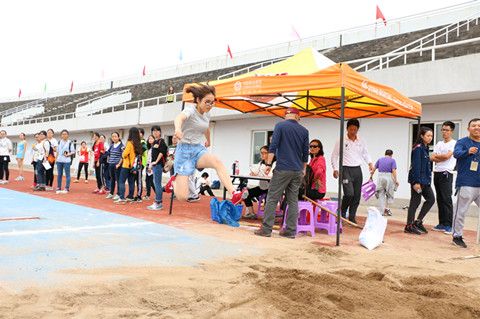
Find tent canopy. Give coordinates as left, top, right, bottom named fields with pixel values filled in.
left=182, top=48, right=421, bottom=119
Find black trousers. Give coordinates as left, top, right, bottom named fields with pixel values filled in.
left=341, top=166, right=363, bottom=221
left=407, top=184, right=435, bottom=225
left=32, top=161, right=37, bottom=184
left=306, top=188, right=325, bottom=201
left=94, top=161, right=103, bottom=189
left=108, top=164, right=121, bottom=195
left=145, top=173, right=155, bottom=197
left=46, top=162, right=55, bottom=186
left=244, top=186, right=267, bottom=207
left=200, top=185, right=215, bottom=196
left=0, top=159, right=9, bottom=181
left=77, top=162, right=89, bottom=180
left=133, top=166, right=143, bottom=198
left=434, top=172, right=453, bottom=227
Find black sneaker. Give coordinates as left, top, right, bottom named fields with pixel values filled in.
left=254, top=228, right=271, bottom=237
left=404, top=224, right=422, bottom=235
left=452, top=236, right=467, bottom=248
left=187, top=196, right=200, bottom=203
left=413, top=220, right=428, bottom=234
left=279, top=230, right=296, bottom=239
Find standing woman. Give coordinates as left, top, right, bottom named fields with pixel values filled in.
left=56, top=129, right=75, bottom=194
left=31, top=133, right=40, bottom=187
left=92, top=132, right=106, bottom=194
left=15, top=133, right=27, bottom=181
left=306, top=139, right=327, bottom=200
left=143, top=134, right=156, bottom=201
left=405, top=126, right=435, bottom=235
left=0, top=130, right=13, bottom=184
left=75, top=141, right=90, bottom=183
left=45, top=128, right=58, bottom=190
left=115, top=127, right=143, bottom=204
left=33, top=130, right=49, bottom=191
left=173, top=84, right=239, bottom=202
left=105, top=132, right=124, bottom=199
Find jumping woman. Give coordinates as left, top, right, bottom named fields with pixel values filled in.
left=173, top=83, right=241, bottom=202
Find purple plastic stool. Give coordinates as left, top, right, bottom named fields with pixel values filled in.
left=257, top=193, right=267, bottom=218
left=283, top=201, right=315, bottom=237
left=361, top=180, right=376, bottom=201
left=314, top=200, right=342, bottom=236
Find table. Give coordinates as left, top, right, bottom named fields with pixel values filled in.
left=223, top=174, right=271, bottom=200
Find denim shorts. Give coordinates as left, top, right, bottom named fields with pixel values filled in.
left=174, top=143, right=207, bottom=176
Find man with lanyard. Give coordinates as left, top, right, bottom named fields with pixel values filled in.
left=431, top=121, right=456, bottom=234
left=451, top=118, right=480, bottom=248
left=254, top=107, right=309, bottom=238
left=331, top=118, right=374, bottom=224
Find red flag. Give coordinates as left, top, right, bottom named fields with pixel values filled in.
left=227, top=45, right=233, bottom=59
left=18, top=88, right=22, bottom=98
left=142, top=65, right=146, bottom=76
left=70, top=81, right=74, bottom=93
left=376, top=5, right=387, bottom=26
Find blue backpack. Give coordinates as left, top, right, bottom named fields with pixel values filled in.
left=210, top=198, right=242, bottom=227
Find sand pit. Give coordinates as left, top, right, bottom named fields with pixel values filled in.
left=1, top=171, right=480, bottom=318
left=1, top=232, right=480, bottom=319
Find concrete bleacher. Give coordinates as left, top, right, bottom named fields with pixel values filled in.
left=1, top=17, right=479, bottom=124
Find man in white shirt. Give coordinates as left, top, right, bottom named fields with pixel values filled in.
left=331, top=119, right=374, bottom=224
left=431, top=121, right=457, bottom=234
left=0, top=130, right=13, bottom=184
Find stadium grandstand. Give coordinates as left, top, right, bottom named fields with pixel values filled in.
left=1, top=0, right=480, bottom=201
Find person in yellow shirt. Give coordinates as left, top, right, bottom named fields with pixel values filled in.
left=114, top=127, right=144, bottom=204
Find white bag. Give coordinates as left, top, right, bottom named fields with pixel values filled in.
left=358, top=207, right=387, bottom=250
left=42, top=161, right=51, bottom=170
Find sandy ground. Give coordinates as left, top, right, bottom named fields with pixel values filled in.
left=1, top=170, right=480, bottom=318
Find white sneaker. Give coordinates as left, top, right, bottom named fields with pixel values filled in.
left=112, top=195, right=120, bottom=200
left=147, top=202, right=163, bottom=210
left=55, top=189, right=62, bottom=194
left=14, top=176, right=21, bottom=181
left=113, top=199, right=126, bottom=204
left=61, top=189, right=69, bottom=194
left=105, top=193, right=114, bottom=199
left=45, top=186, right=53, bottom=191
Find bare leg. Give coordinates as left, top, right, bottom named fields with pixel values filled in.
left=16, top=158, right=23, bottom=177
left=174, top=175, right=189, bottom=201
left=196, top=153, right=235, bottom=194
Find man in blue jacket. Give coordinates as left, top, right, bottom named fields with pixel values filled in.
left=254, top=107, right=309, bottom=238
left=452, top=118, right=480, bottom=248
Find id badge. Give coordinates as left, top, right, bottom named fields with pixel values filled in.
left=470, top=161, right=478, bottom=172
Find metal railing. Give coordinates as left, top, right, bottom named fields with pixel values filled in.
left=4, top=92, right=184, bottom=127
left=217, top=57, right=287, bottom=80
left=354, top=13, right=480, bottom=72
left=3, top=1, right=480, bottom=102
left=76, top=89, right=131, bottom=109
left=0, top=98, right=46, bottom=117
left=345, top=36, right=480, bottom=68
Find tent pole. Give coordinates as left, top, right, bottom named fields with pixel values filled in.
left=336, top=87, right=346, bottom=246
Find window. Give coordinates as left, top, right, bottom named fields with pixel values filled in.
left=251, top=130, right=273, bottom=164
left=12, top=142, right=17, bottom=156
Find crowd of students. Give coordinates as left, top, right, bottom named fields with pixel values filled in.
left=0, top=86, right=479, bottom=247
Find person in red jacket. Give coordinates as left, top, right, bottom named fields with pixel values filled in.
left=306, top=139, right=326, bottom=200
left=92, top=132, right=106, bottom=194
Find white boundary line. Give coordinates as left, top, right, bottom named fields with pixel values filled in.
left=0, top=222, right=155, bottom=237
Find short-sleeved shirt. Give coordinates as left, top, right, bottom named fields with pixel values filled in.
left=151, top=139, right=168, bottom=165
left=48, top=138, right=58, bottom=151
left=180, top=105, right=210, bottom=145
left=56, top=140, right=75, bottom=163
left=433, top=139, right=456, bottom=173
left=375, top=156, right=397, bottom=173
left=93, top=141, right=105, bottom=162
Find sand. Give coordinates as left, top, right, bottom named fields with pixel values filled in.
left=1, top=170, right=480, bottom=318
left=1, top=219, right=480, bottom=319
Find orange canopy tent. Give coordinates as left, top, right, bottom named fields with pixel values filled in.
left=181, top=48, right=422, bottom=245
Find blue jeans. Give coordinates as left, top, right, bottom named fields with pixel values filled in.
left=108, top=163, right=121, bottom=195
left=57, top=161, right=71, bottom=190
left=36, top=160, right=46, bottom=186
left=153, top=164, right=164, bottom=204
left=118, top=167, right=135, bottom=200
